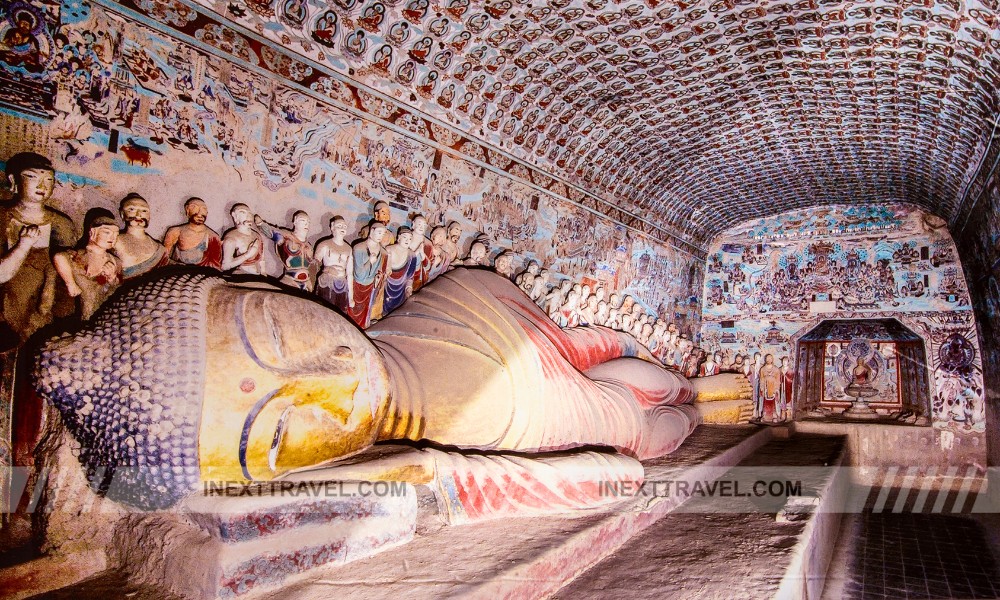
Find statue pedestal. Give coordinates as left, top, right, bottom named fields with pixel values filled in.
left=120, top=482, right=417, bottom=599
left=842, top=385, right=881, bottom=420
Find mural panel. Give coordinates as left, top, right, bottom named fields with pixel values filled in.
left=701, top=204, right=985, bottom=431
left=0, top=0, right=702, bottom=330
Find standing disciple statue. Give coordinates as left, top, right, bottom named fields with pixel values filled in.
left=427, top=225, right=451, bottom=282
left=756, top=354, right=783, bottom=422
left=114, top=193, right=167, bottom=279
left=255, top=211, right=315, bottom=291
left=408, top=215, right=433, bottom=292
left=162, top=197, right=222, bottom=269
left=348, top=221, right=389, bottom=328
left=383, top=226, right=419, bottom=314
left=442, top=220, right=462, bottom=267
left=53, top=212, right=123, bottom=320
left=314, top=216, right=354, bottom=313
left=780, top=356, right=793, bottom=421
left=0, top=152, right=76, bottom=345
left=221, top=203, right=266, bottom=275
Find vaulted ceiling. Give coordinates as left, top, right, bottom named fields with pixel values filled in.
left=190, top=0, right=1000, bottom=247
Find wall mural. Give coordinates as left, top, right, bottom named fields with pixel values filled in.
left=700, top=204, right=985, bottom=431
left=0, top=0, right=702, bottom=318
left=175, top=0, right=1000, bottom=244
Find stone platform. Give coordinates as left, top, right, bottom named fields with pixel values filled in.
left=0, top=425, right=861, bottom=600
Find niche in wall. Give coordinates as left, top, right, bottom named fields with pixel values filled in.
left=795, top=318, right=930, bottom=424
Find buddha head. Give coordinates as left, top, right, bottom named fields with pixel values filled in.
left=34, top=272, right=389, bottom=509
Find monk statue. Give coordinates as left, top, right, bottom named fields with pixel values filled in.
left=407, top=215, right=433, bottom=292
left=220, top=203, right=266, bottom=275
left=33, top=267, right=698, bottom=510
left=382, top=226, right=418, bottom=314
left=162, top=197, right=222, bottom=270
left=347, top=221, right=388, bottom=328
left=1, top=152, right=77, bottom=347
left=113, top=194, right=168, bottom=279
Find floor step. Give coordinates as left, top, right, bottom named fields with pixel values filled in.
left=553, top=433, right=849, bottom=600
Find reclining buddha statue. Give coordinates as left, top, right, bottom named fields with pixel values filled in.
left=32, top=266, right=697, bottom=510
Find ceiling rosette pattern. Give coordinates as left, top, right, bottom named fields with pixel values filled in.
left=183, top=0, right=999, bottom=245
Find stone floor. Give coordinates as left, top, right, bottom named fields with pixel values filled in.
left=9, top=427, right=1000, bottom=600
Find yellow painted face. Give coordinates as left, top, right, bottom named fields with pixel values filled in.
left=199, top=283, right=390, bottom=483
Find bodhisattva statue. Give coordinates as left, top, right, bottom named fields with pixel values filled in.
left=0, top=152, right=76, bottom=346
left=53, top=213, right=123, bottom=320
left=162, top=198, right=222, bottom=270
left=114, top=193, right=168, bottom=279
left=220, top=203, right=266, bottom=275
left=33, top=266, right=697, bottom=509
left=255, top=211, right=315, bottom=291
left=314, top=216, right=354, bottom=313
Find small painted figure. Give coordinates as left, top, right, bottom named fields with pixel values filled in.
left=54, top=212, right=123, bottom=320
left=163, top=197, right=222, bottom=269
left=221, top=203, right=266, bottom=275
left=383, top=226, right=419, bottom=315
left=315, top=216, right=354, bottom=313
left=0, top=152, right=76, bottom=346
left=255, top=211, right=315, bottom=291
left=114, top=193, right=168, bottom=279
left=348, top=221, right=389, bottom=328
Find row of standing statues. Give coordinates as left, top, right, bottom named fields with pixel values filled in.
left=0, top=151, right=700, bottom=361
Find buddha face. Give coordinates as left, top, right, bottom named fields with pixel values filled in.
left=13, top=167, right=55, bottom=205
left=201, top=283, right=390, bottom=482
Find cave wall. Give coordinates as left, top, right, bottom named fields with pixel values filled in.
left=700, top=203, right=985, bottom=434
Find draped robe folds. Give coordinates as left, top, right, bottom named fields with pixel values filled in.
left=368, top=268, right=699, bottom=459
left=411, top=239, right=434, bottom=292
left=383, top=253, right=419, bottom=315
left=347, top=243, right=387, bottom=328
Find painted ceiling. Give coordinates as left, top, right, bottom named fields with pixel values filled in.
left=165, top=0, right=1000, bottom=246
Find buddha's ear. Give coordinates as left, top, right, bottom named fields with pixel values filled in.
left=7, top=173, right=17, bottom=195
